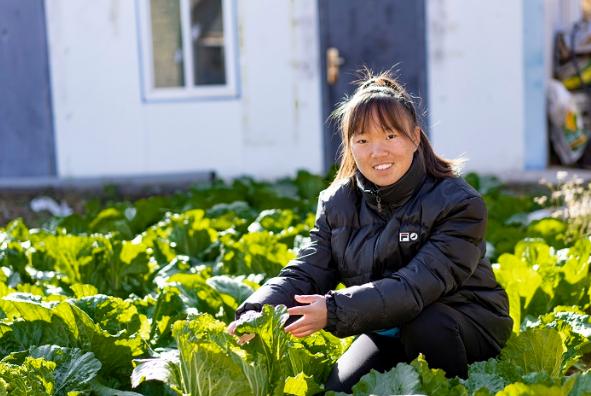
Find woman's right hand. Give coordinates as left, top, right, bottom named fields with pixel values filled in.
left=227, top=320, right=255, bottom=345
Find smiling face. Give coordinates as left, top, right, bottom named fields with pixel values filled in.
left=351, top=111, right=419, bottom=187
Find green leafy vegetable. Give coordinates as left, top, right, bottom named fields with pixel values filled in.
left=27, top=345, right=102, bottom=396
left=234, top=305, right=292, bottom=395
left=463, top=358, right=520, bottom=395
left=569, top=371, right=591, bottom=396
left=410, top=353, right=454, bottom=396
left=348, top=364, right=421, bottom=396
left=131, top=350, right=182, bottom=393
left=172, top=315, right=253, bottom=396
left=221, top=231, right=295, bottom=278
left=0, top=357, right=56, bottom=396
left=284, top=373, right=323, bottom=396
left=500, top=328, right=565, bottom=378
left=0, top=296, right=146, bottom=385
left=495, top=375, right=576, bottom=396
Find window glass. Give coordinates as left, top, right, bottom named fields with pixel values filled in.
left=190, top=0, right=226, bottom=85
left=139, top=0, right=236, bottom=99
left=150, top=0, right=185, bottom=88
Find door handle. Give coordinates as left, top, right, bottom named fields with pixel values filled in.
left=327, top=47, right=345, bottom=85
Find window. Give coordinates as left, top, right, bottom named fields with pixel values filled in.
left=137, top=0, right=238, bottom=100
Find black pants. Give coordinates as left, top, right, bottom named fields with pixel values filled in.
left=325, top=302, right=500, bottom=393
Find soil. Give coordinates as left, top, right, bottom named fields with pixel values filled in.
left=0, top=190, right=87, bottom=229
left=0, top=186, right=176, bottom=229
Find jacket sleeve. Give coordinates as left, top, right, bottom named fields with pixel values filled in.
left=325, top=194, right=487, bottom=337
left=235, top=191, right=339, bottom=319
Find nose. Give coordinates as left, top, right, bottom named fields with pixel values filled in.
left=371, top=141, right=388, bottom=158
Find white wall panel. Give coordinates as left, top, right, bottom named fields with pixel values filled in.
left=45, top=0, right=323, bottom=180
left=427, top=0, right=525, bottom=173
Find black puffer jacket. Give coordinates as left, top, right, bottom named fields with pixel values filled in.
left=237, top=154, right=512, bottom=351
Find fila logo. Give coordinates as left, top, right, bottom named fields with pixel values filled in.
left=400, top=232, right=419, bottom=242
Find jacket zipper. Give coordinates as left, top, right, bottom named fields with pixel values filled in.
left=373, top=228, right=384, bottom=280
left=375, top=194, right=382, bottom=213
left=374, top=192, right=393, bottom=217
left=372, top=189, right=395, bottom=279
left=372, top=191, right=385, bottom=278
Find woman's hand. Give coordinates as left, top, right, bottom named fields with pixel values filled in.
left=227, top=320, right=255, bottom=345
left=284, top=295, right=328, bottom=338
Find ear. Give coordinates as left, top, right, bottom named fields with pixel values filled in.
left=413, top=126, right=421, bottom=146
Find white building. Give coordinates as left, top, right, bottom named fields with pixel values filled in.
left=0, top=0, right=583, bottom=187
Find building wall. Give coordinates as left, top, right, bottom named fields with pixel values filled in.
left=44, top=0, right=323, bottom=180
left=427, top=0, right=526, bottom=173
left=43, top=0, right=551, bottom=181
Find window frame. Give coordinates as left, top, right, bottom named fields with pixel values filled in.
left=137, top=0, right=238, bottom=101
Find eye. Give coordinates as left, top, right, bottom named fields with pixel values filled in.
left=386, top=133, right=396, bottom=140
left=355, top=138, right=368, bottom=144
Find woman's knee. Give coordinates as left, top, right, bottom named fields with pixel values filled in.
left=400, top=303, right=462, bottom=344
left=399, top=303, right=470, bottom=378
left=399, top=303, right=466, bottom=360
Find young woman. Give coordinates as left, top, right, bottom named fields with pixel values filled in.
left=228, top=72, right=512, bottom=393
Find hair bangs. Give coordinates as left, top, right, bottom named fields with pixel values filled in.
left=349, top=93, right=415, bottom=141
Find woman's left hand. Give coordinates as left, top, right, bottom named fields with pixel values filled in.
left=284, top=294, right=328, bottom=338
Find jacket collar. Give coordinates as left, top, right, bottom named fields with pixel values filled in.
left=355, top=152, right=427, bottom=213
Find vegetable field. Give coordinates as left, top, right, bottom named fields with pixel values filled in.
left=1, top=171, right=590, bottom=396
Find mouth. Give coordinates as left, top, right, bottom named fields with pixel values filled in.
left=373, top=163, right=393, bottom=171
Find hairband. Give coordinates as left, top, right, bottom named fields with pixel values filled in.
left=361, top=83, right=417, bottom=117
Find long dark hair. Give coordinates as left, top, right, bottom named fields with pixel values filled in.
left=329, top=70, right=464, bottom=186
